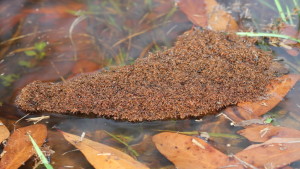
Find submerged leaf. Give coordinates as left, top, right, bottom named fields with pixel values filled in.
left=24, top=50, right=37, bottom=57
left=152, top=132, right=241, bottom=169
left=153, top=132, right=300, bottom=168
left=223, top=74, right=300, bottom=123
left=0, top=120, right=10, bottom=143
left=0, top=124, right=47, bottom=169
left=178, top=0, right=238, bottom=31
left=238, top=125, right=300, bottom=142
left=60, top=131, right=149, bottom=169
left=34, top=42, right=47, bottom=52
left=236, top=138, right=300, bottom=168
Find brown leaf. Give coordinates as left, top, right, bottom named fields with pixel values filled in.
left=152, top=132, right=242, bottom=169
left=0, top=120, right=10, bottom=143
left=223, top=74, right=300, bottom=123
left=238, top=125, right=300, bottom=142
left=60, top=131, right=149, bottom=169
left=280, top=24, right=300, bottom=45
left=236, top=138, right=300, bottom=168
left=0, top=124, right=47, bottom=169
left=71, top=59, right=100, bottom=76
left=23, top=2, right=84, bottom=17
left=178, top=0, right=238, bottom=31
left=178, top=0, right=207, bottom=27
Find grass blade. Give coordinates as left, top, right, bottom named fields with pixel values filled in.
left=286, top=5, right=294, bottom=25
left=274, top=0, right=287, bottom=23
left=293, top=0, right=299, bottom=10
left=236, top=32, right=300, bottom=43
left=258, top=0, right=276, bottom=11
left=104, top=131, right=139, bottom=157
left=28, top=134, right=54, bottom=169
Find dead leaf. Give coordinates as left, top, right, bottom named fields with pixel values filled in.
left=238, top=125, right=300, bottom=142
left=60, top=131, right=149, bottom=169
left=152, top=132, right=242, bottom=169
left=71, top=59, right=100, bottom=76
left=178, top=0, right=238, bottom=31
left=236, top=137, right=300, bottom=168
left=23, top=2, right=84, bottom=16
left=280, top=24, right=300, bottom=46
left=0, top=124, right=47, bottom=169
left=279, top=24, right=300, bottom=56
left=177, top=0, right=207, bottom=27
left=0, top=120, right=10, bottom=143
left=223, top=74, right=300, bottom=123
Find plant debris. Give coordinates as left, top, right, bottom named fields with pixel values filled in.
left=16, top=29, right=282, bottom=121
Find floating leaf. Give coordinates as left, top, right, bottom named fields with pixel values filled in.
left=223, top=74, right=300, bottom=123
left=0, top=120, right=10, bottom=143
left=238, top=125, right=300, bottom=142
left=152, top=132, right=241, bottom=169
left=236, top=138, right=300, bottom=168
left=0, top=124, right=47, bottom=169
left=60, top=131, right=149, bottom=169
left=178, top=0, right=238, bottom=31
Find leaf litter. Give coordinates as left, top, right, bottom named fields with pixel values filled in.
left=0, top=120, right=10, bottom=144
left=0, top=124, right=47, bottom=169
left=60, top=131, right=149, bottom=169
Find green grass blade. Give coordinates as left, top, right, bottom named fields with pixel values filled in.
left=28, top=134, right=54, bottom=169
left=286, top=5, right=294, bottom=25
left=258, top=0, right=276, bottom=11
left=274, top=0, right=287, bottom=23
left=236, top=32, right=300, bottom=43
left=207, top=133, right=243, bottom=139
left=293, top=0, right=300, bottom=10
left=104, top=131, right=139, bottom=157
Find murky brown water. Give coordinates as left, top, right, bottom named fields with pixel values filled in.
left=0, top=0, right=300, bottom=168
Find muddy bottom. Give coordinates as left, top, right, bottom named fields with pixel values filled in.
left=16, top=29, right=278, bottom=121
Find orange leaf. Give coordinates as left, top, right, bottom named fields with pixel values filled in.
left=178, top=0, right=238, bottom=31
left=23, top=2, right=84, bottom=16
left=223, top=74, right=300, bottom=123
left=0, top=124, right=47, bottom=169
left=236, top=138, right=300, bottom=168
left=60, top=131, right=149, bottom=169
left=152, top=132, right=242, bottom=169
left=0, top=120, right=10, bottom=143
left=71, top=59, right=100, bottom=76
left=238, top=125, right=300, bottom=142
left=178, top=0, right=207, bottom=27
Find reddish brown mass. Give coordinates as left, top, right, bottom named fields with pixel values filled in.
left=16, top=29, right=278, bottom=121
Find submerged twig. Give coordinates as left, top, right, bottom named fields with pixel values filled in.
left=69, top=15, right=87, bottom=61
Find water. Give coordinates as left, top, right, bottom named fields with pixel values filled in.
left=0, top=0, right=300, bottom=168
